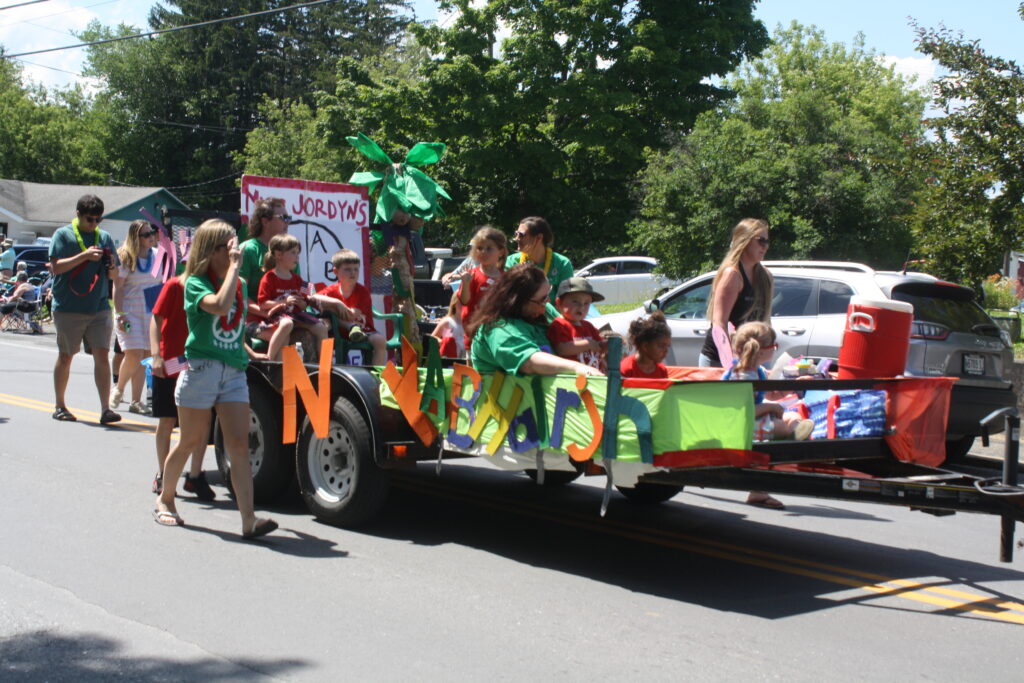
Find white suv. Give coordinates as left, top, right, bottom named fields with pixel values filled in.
left=593, top=261, right=1015, bottom=459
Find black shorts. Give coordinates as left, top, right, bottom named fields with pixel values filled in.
left=152, top=373, right=179, bottom=419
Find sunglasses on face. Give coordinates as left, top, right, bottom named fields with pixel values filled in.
left=764, top=343, right=779, bottom=350
left=755, top=236, right=770, bottom=247
left=214, top=243, right=230, bottom=251
left=274, top=213, right=292, bottom=223
left=513, top=231, right=530, bottom=241
left=139, top=231, right=156, bottom=238
left=529, top=293, right=549, bottom=305
left=81, top=215, right=102, bottom=224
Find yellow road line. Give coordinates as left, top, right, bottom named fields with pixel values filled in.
left=395, top=475, right=1024, bottom=625
left=0, top=392, right=158, bottom=434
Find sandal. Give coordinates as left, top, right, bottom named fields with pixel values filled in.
left=152, top=509, right=184, bottom=527
left=52, top=406, right=77, bottom=422
left=747, top=492, right=785, bottom=510
left=100, top=409, right=122, bottom=425
left=242, top=518, right=278, bottom=540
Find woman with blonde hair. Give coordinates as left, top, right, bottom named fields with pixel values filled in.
left=111, top=219, right=162, bottom=413
left=153, top=219, right=276, bottom=538
left=698, top=218, right=782, bottom=509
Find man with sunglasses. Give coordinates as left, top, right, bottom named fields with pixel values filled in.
left=48, top=194, right=121, bottom=423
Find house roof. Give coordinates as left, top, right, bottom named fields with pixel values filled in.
left=0, top=179, right=186, bottom=224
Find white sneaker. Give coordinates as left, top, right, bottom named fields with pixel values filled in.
left=793, top=419, right=814, bottom=441
left=129, top=401, right=151, bottom=415
left=109, top=387, right=123, bottom=409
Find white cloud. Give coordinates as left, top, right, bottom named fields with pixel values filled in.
left=881, top=55, right=937, bottom=88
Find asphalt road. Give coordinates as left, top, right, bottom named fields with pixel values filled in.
left=1, top=327, right=1023, bottom=681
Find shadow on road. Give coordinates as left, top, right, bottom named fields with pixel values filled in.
left=0, top=630, right=309, bottom=680
left=348, top=463, right=1024, bottom=622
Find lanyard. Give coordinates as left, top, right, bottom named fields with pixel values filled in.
left=206, top=268, right=245, bottom=331
left=71, top=218, right=106, bottom=253
left=519, top=247, right=553, bottom=276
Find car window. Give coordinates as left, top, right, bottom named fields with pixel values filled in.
left=660, top=281, right=711, bottom=320
left=893, top=290, right=1000, bottom=337
left=771, top=277, right=815, bottom=317
left=818, top=279, right=854, bottom=315
left=592, top=262, right=618, bottom=275
left=621, top=260, right=653, bottom=274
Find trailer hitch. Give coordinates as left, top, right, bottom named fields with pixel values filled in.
left=978, top=408, right=1021, bottom=562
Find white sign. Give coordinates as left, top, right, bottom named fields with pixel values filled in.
left=240, top=175, right=371, bottom=291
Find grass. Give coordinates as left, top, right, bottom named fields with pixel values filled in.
left=593, top=301, right=644, bottom=315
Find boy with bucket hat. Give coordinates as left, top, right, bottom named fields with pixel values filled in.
left=546, top=276, right=607, bottom=370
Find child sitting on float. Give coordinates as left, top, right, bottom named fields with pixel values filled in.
left=547, top=276, right=607, bottom=371
left=724, top=321, right=814, bottom=442
left=431, top=293, right=466, bottom=359
left=620, top=311, right=671, bottom=378
left=320, top=248, right=387, bottom=366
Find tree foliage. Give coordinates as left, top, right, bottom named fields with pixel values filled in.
left=245, top=0, right=768, bottom=256
left=631, top=23, right=929, bottom=280
left=910, top=6, right=1024, bottom=286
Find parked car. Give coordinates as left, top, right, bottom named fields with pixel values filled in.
left=10, top=245, right=50, bottom=278
left=592, top=261, right=1016, bottom=460
left=574, top=256, right=680, bottom=306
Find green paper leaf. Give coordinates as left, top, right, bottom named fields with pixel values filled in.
left=405, top=142, right=446, bottom=167
left=346, top=132, right=392, bottom=165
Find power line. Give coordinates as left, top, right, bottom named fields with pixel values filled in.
left=0, top=0, right=117, bottom=30
left=1, top=0, right=341, bottom=59
left=0, top=0, right=50, bottom=12
left=14, top=57, right=85, bottom=77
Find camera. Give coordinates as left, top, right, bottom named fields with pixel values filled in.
left=101, top=247, right=112, bottom=269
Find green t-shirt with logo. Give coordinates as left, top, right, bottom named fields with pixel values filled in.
left=184, top=274, right=248, bottom=370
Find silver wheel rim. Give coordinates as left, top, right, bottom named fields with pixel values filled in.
left=247, top=408, right=264, bottom=473
left=307, top=420, right=355, bottom=503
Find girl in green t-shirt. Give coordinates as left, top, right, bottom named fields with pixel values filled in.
left=154, top=219, right=277, bottom=539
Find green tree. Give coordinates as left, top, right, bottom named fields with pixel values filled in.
left=910, top=6, right=1024, bottom=286
left=631, top=23, right=928, bottom=279
left=298, top=0, right=767, bottom=256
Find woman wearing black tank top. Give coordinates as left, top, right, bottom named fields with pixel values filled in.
left=698, top=218, right=784, bottom=510
left=698, top=218, right=774, bottom=368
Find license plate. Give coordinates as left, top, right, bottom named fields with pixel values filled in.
left=963, top=353, right=985, bottom=375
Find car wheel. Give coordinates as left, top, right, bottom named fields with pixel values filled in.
left=944, top=435, right=975, bottom=463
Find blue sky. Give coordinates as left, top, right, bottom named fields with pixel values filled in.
left=1, top=1, right=1021, bottom=89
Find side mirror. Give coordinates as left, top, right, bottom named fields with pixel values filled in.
left=644, top=298, right=659, bottom=313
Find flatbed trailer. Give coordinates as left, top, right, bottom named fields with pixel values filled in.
left=222, top=339, right=1024, bottom=562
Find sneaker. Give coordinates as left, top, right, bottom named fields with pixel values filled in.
left=348, top=325, right=367, bottom=343
left=129, top=401, right=152, bottom=415
left=99, top=409, right=122, bottom=425
left=793, top=419, right=815, bottom=441
left=183, top=472, right=216, bottom=501
left=109, top=387, right=124, bottom=409
left=152, top=472, right=163, bottom=494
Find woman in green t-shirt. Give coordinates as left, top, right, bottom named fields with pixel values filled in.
left=504, top=216, right=574, bottom=304
left=467, top=264, right=603, bottom=377
left=154, top=220, right=277, bottom=539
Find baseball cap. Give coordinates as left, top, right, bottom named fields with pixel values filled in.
left=556, top=276, right=605, bottom=302
left=2, top=239, right=12, bottom=248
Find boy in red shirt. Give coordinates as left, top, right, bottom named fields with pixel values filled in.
left=320, top=249, right=386, bottom=365
left=547, top=277, right=606, bottom=370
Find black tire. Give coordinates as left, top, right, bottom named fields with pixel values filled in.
left=944, top=435, right=975, bottom=463
left=525, top=459, right=585, bottom=486
left=616, top=483, right=684, bottom=504
left=296, top=395, right=389, bottom=527
left=215, top=383, right=293, bottom=503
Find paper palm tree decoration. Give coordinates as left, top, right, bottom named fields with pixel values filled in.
left=346, top=132, right=451, bottom=224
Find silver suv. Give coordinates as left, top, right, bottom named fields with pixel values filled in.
left=593, top=261, right=1015, bottom=459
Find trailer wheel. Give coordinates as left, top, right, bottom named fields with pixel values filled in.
left=215, top=383, right=293, bottom=503
left=525, top=459, right=585, bottom=486
left=296, top=395, right=389, bottom=527
left=616, top=483, right=684, bottom=504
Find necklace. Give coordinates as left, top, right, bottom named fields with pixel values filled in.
left=519, top=247, right=553, bottom=275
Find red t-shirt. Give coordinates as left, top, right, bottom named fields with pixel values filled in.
left=620, top=353, right=668, bottom=379
left=258, top=269, right=306, bottom=306
left=460, top=267, right=500, bottom=329
left=320, top=281, right=375, bottom=333
left=152, top=276, right=188, bottom=377
left=547, top=316, right=603, bottom=368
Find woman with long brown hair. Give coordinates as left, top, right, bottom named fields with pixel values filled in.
left=467, top=264, right=602, bottom=376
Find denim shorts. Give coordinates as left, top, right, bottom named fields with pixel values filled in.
left=174, top=358, right=249, bottom=409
